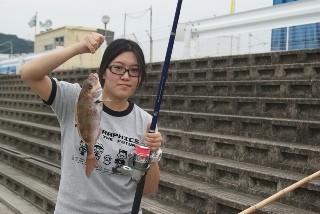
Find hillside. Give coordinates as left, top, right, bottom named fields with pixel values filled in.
left=0, top=33, right=34, bottom=54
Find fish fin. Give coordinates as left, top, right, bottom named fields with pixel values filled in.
left=74, top=101, right=85, bottom=142
left=96, top=129, right=102, bottom=142
left=86, top=154, right=97, bottom=178
left=92, top=89, right=103, bottom=102
left=75, top=101, right=79, bottom=127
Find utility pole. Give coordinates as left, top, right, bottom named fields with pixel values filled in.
left=124, top=13, right=127, bottom=38
left=230, top=0, right=236, bottom=55
left=146, top=30, right=152, bottom=63
left=33, top=12, right=37, bottom=36
left=149, top=6, right=153, bottom=62
left=230, top=0, right=236, bottom=14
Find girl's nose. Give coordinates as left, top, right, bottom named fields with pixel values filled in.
left=121, top=70, right=130, bottom=80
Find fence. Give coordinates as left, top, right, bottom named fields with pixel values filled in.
left=121, top=0, right=320, bottom=62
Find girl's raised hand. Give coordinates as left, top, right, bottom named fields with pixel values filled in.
left=77, top=32, right=105, bottom=54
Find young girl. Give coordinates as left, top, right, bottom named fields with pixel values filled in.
left=20, top=32, right=162, bottom=214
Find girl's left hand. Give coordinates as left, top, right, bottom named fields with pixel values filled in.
left=144, top=129, right=163, bottom=152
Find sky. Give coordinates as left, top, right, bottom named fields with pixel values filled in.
left=0, top=0, right=274, bottom=62
left=0, top=0, right=272, bottom=41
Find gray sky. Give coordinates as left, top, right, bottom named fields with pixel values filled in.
left=0, top=0, right=272, bottom=41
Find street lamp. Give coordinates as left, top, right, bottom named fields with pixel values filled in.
left=101, top=15, right=110, bottom=44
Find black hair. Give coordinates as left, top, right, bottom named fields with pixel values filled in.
left=98, top=39, right=146, bottom=88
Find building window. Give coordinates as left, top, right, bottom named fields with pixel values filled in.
left=44, top=44, right=53, bottom=50
left=54, top=36, right=64, bottom=47
left=271, top=0, right=320, bottom=50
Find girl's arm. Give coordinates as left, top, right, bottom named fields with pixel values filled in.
left=20, top=32, right=104, bottom=102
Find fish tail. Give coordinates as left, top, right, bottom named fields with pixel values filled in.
left=85, top=154, right=97, bottom=178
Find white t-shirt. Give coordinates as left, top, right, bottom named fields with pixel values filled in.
left=47, top=78, right=151, bottom=214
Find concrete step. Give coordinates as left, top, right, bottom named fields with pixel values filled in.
left=0, top=184, right=45, bottom=214
left=0, top=91, right=41, bottom=101
left=132, top=94, right=320, bottom=121
left=0, top=117, right=61, bottom=145
left=157, top=49, right=320, bottom=69
left=0, top=106, right=59, bottom=127
left=150, top=108, right=320, bottom=146
left=0, top=85, right=33, bottom=92
left=0, top=200, right=15, bottom=214
left=159, top=127, right=320, bottom=175
left=141, top=196, right=193, bottom=214
left=0, top=75, right=23, bottom=85
left=0, top=69, right=92, bottom=86
left=0, top=128, right=61, bottom=164
left=0, top=161, right=57, bottom=213
left=0, top=99, right=53, bottom=114
left=147, top=63, right=320, bottom=82
left=0, top=143, right=61, bottom=189
left=137, top=79, right=320, bottom=98
left=160, top=147, right=320, bottom=212
left=158, top=171, right=319, bottom=214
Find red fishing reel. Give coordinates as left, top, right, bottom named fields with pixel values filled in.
left=134, top=145, right=151, bottom=168
left=122, top=144, right=151, bottom=182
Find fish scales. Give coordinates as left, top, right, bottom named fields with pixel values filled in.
left=76, top=73, right=103, bottom=178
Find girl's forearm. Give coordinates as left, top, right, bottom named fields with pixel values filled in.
left=143, top=162, right=160, bottom=195
left=20, top=43, right=82, bottom=81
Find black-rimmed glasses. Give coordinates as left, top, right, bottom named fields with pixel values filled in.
left=108, top=65, right=141, bottom=77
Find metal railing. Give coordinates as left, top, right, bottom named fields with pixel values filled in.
left=123, top=0, right=320, bottom=62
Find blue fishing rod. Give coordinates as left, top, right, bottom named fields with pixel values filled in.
left=131, top=0, right=183, bottom=213
left=149, top=0, right=183, bottom=133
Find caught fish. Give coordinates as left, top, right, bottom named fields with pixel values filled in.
left=76, top=73, right=103, bottom=178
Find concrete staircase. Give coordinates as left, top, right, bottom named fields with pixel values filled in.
left=0, top=49, right=320, bottom=213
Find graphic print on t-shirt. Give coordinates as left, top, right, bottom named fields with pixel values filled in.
left=79, top=140, right=86, bottom=156
left=94, top=143, right=104, bottom=160
left=75, top=129, right=140, bottom=176
left=114, top=149, right=127, bottom=168
left=103, top=155, right=112, bottom=165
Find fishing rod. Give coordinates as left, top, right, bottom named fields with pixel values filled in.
left=239, top=170, right=320, bottom=214
left=131, top=0, right=183, bottom=213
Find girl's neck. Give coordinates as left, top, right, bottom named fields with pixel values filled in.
left=104, top=99, right=129, bottom=112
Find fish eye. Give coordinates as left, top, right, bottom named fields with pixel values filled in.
left=88, top=84, right=93, bottom=89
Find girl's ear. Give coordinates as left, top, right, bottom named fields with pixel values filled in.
left=137, top=77, right=142, bottom=88
left=103, top=71, right=107, bottom=81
